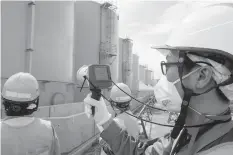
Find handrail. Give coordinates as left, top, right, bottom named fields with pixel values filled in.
left=137, top=97, right=154, bottom=139
left=138, top=97, right=154, bottom=117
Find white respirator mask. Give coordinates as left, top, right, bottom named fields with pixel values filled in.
left=154, top=68, right=201, bottom=112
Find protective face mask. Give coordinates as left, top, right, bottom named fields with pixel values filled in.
left=154, top=75, right=181, bottom=112
left=154, top=68, right=200, bottom=112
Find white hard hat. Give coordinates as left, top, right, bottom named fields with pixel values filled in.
left=76, top=65, right=89, bottom=87
left=110, top=83, right=132, bottom=103
left=152, top=3, right=233, bottom=100
left=153, top=3, right=233, bottom=60
left=168, top=3, right=233, bottom=56
left=2, top=72, right=39, bottom=102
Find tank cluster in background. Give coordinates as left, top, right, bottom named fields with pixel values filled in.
left=1, top=1, right=155, bottom=108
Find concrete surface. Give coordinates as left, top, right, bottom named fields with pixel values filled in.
left=0, top=95, right=152, bottom=155
left=46, top=113, right=95, bottom=154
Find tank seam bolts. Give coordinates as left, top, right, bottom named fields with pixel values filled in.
left=28, top=1, right=36, bottom=6
left=25, top=48, right=34, bottom=52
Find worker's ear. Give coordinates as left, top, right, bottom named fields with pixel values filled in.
left=195, top=66, right=213, bottom=89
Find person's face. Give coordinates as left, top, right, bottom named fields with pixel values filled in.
left=165, top=51, right=192, bottom=99
left=164, top=51, right=214, bottom=117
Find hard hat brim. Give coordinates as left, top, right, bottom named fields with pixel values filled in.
left=151, top=45, right=233, bottom=65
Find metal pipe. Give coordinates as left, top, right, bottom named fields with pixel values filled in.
left=140, top=119, right=148, bottom=139
left=149, top=117, right=153, bottom=138
left=99, top=4, right=102, bottom=64
left=25, top=1, right=35, bottom=73
left=137, top=97, right=154, bottom=139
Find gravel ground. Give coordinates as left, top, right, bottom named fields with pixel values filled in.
left=82, top=142, right=102, bottom=155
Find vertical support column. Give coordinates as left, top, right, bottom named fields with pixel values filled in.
left=25, top=1, right=35, bottom=73
left=140, top=119, right=148, bottom=139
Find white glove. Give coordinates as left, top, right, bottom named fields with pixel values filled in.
left=84, top=93, right=112, bottom=126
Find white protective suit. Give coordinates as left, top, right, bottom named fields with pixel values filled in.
left=1, top=117, right=60, bottom=155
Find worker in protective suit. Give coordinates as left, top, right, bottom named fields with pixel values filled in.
left=1, top=72, right=61, bottom=155
left=83, top=3, right=233, bottom=155
left=110, top=83, right=140, bottom=138
left=98, top=83, right=140, bottom=155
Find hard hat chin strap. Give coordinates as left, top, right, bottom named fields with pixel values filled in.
left=171, top=52, right=194, bottom=139
left=171, top=88, right=193, bottom=139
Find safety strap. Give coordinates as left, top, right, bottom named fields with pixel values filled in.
left=170, top=120, right=233, bottom=155
left=193, top=120, right=233, bottom=154
left=186, top=109, right=232, bottom=155
left=196, top=142, right=233, bottom=155
left=171, top=52, right=194, bottom=139
left=186, top=114, right=206, bottom=155
left=170, top=128, right=184, bottom=155
left=171, top=89, right=192, bottom=139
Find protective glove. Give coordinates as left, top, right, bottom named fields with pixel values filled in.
left=84, top=93, right=112, bottom=126
left=145, top=133, right=174, bottom=155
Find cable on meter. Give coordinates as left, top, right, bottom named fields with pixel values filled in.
left=86, top=78, right=231, bottom=128
left=77, top=64, right=231, bottom=128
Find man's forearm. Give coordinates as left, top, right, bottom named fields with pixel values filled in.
left=100, top=118, right=174, bottom=155
left=100, top=118, right=146, bottom=155
left=101, top=117, right=114, bottom=130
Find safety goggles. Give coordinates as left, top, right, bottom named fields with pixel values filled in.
left=160, top=60, right=213, bottom=75
left=115, top=101, right=130, bottom=109
left=161, top=61, right=182, bottom=75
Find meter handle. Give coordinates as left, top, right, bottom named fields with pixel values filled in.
left=90, top=89, right=101, bottom=116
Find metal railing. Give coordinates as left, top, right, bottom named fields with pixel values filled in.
left=137, top=96, right=155, bottom=139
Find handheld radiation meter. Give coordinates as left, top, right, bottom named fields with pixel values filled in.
left=89, top=65, right=112, bottom=115
left=77, top=64, right=112, bottom=116
left=88, top=64, right=112, bottom=90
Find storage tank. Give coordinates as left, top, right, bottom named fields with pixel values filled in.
left=146, top=69, right=152, bottom=85
left=74, top=1, right=119, bottom=101
left=131, top=54, right=139, bottom=95
left=118, top=38, right=124, bottom=82
left=1, top=1, right=75, bottom=106
left=120, top=38, right=133, bottom=88
left=139, top=65, right=146, bottom=84
left=149, top=70, right=152, bottom=85
left=151, top=70, right=155, bottom=85
left=151, top=71, right=155, bottom=81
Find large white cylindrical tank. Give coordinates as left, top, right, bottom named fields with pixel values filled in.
left=99, top=2, right=119, bottom=83
left=73, top=1, right=101, bottom=102
left=146, top=70, right=152, bottom=85
left=139, top=65, right=146, bottom=84
left=118, top=38, right=124, bottom=82
left=151, top=71, right=155, bottom=81
left=118, top=38, right=133, bottom=85
left=74, top=1, right=119, bottom=101
left=1, top=1, right=27, bottom=78
left=100, top=2, right=119, bottom=99
left=33, top=2, right=74, bottom=82
left=74, top=2, right=100, bottom=75
left=145, top=69, right=148, bottom=85
left=1, top=1, right=74, bottom=82
left=131, top=54, right=139, bottom=93
left=1, top=1, right=75, bottom=106
left=121, top=38, right=133, bottom=87
left=150, top=70, right=153, bottom=85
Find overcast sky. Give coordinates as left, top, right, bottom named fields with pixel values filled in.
left=117, top=0, right=221, bottom=79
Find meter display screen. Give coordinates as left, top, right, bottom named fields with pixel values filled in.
left=94, top=67, right=109, bottom=80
